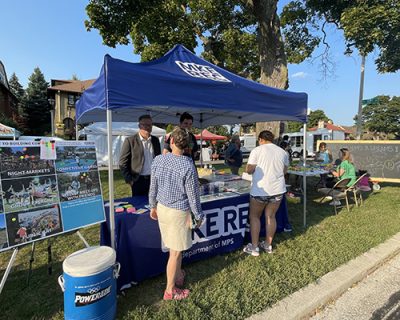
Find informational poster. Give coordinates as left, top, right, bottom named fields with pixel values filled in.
left=0, top=141, right=105, bottom=252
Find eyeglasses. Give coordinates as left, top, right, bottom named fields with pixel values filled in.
left=139, top=123, right=152, bottom=128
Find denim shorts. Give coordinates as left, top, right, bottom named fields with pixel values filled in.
left=251, top=194, right=284, bottom=204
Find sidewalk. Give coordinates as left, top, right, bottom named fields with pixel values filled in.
left=248, top=232, right=400, bottom=320
left=311, top=248, right=400, bottom=319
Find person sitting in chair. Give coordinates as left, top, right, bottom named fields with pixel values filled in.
left=330, top=148, right=356, bottom=187
left=314, top=142, right=333, bottom=188
left=322, top=148, right=356, bottom=206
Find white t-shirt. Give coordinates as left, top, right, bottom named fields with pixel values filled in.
left=247, top=143, right=289, bottom=196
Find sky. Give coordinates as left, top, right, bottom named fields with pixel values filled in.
left=1, top=1, right=399, bottom=126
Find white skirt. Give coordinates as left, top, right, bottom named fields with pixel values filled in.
left=157, top=203, right=192, bottom=252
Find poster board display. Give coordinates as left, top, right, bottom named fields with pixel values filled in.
left=0, top=140, right=105, bottom=252
left=321, top=140, right=400, bottom=183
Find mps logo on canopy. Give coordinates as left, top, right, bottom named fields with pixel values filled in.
left=175, top=61, right=231, bottom=82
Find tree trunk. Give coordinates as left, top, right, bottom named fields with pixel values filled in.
left=247, top=0, right=289, bottom=139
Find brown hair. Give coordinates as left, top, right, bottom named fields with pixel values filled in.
left=258, top=130, right=274, bottom=142
left=340, top=148, right=352, bottom=162
left=171, top=127, right=189, bottom=150
left=138, top=114, right=152, bottom=122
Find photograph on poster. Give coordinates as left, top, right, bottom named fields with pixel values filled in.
left=0, top=214, right=8, bottom=249
left=0, top=146, right=55, bottom=179
left=55, top=146, right=98, bottom=173
left=1, top=175, right=59, bottom=213
left=57, top=170, right=101, bottom=202
left=5, top=205, right=62, bottom=246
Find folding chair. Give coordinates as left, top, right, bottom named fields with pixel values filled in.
left=347, top=173, right=368, bottom=207
left=318, top=178, right=352, bottom=214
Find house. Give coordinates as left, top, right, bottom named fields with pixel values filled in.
left=47, top=79, right=95, bottom=138
left=0, top=61, right=19, bottom=122
left=309, top=120, right=353, bottom=140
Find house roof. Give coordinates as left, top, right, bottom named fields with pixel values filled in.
left=309, top=122, right=349, bottom=133
left=48, top=79, right=95, bottom=93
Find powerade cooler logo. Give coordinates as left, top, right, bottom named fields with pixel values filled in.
left=74, top=286, right=111, bottom=307
left=175, top=61, right=231, bottom=82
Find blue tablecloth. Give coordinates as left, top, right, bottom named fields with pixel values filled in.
left=100, top=194, right=290, bottom=290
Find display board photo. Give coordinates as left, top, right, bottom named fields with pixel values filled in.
left=0, top=141, right=105, bottom=252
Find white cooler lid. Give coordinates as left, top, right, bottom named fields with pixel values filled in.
left=63, top=246, right=116, bottom=277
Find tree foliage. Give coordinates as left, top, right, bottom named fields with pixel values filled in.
left=287, top=109, right=330, bottom=132
left=281, top=0, right=400, bottom=73
left=358, top=95, right=400, bottom=138
left=23, top=68, right=50, bottom=135
left=8, top=73, right=27, bottom=131
left=206, top=125, right=229, bottom=137
left=85, top=0, right=288, bottom=88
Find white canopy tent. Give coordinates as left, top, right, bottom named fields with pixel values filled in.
left=0, top=123, right=21, bottom=140
left=79, top=122, right=166, bottom=166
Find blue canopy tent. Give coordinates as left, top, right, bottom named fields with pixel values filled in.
left=76, top=44, right=308, bottom=249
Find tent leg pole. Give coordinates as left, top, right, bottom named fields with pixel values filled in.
left=0, top=248, right=18, bottom=295
left=76, top=230, right=90, bottom=248
left=107, top=110, right=116, bottom=250
left=303, top=122, right=307, bottom=227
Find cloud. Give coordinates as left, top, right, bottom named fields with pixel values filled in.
left=291, top=72, right=308, bottom=79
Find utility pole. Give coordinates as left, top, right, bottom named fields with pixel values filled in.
left=356, top=55, right=366, bottom=140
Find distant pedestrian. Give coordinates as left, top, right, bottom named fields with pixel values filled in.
left=224, top=136, right=243, bottom=175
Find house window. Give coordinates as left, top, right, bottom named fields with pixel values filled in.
left=63, top=117, right=74, bottom=130
left=68, top=95, right=75, bottom=106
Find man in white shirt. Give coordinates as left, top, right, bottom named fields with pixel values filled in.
left=243, top=130, right=289, bottom=256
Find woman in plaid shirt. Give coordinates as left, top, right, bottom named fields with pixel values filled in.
left=149, top=127, right=204, bottom=301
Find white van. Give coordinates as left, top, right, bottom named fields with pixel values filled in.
left=286, top=128, right=345, bottom=157
left=239, top=134, right=257, bottom=156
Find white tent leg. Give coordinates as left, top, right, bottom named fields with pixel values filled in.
left=303, top=123, right=307, bottom=227
left=0, top=248, right=18, bottom=295
left=107, top=110, right=116, bottom=250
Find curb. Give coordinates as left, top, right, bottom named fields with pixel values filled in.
left=247, top=232, right=400, bottom=320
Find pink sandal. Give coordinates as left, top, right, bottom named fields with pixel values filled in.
left=163, top=287, right=190, bottom=300
left=175, top=269, right=186, bottom=287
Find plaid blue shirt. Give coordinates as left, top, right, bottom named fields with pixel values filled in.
left=149, top=153, right=203, bottom=220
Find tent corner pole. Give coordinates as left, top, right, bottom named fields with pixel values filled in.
left=303, top=123, right=307, bottom=228
left=107, top=110, right=116, bottom=250
left=199, top=113, right=203, bottom=166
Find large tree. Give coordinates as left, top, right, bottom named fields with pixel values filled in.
left=281, top=0, right=400, bottom=74
left=23, top=68, right=50, bottom=135
left=358, top=95, right=400, bottom=139
left=85, top=0, right=288, bottom=137
left=8, top=73, right=27, bottom=131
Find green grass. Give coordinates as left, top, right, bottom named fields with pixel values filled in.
left=0, top=167, right=399, bottom=320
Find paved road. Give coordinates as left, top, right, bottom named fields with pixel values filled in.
left=311, top=253, right=400, bottom=320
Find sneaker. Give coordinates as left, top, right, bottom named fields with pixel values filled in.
left=283, top=226, right=292, bottom=232
left=259, top=241, right=273, bottom=254
left=163, top=288, right=190, bottom=301
left=329, top=200, right=341, bottom=206
left=243, top=243, right=260, bottom=257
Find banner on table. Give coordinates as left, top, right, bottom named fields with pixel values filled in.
left=0, top=140, right=105, bottom=252
left=182, top=196, right=249, bottom=262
